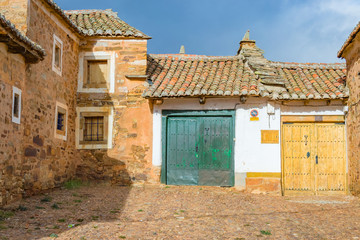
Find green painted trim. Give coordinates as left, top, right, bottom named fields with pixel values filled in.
left=163, top=110, right=235, bottom=118
left=161, top=115, right=167, bottom=184
left=247, top=172, right=281, bottom=178
left=161, top=110, right=235, bottom=186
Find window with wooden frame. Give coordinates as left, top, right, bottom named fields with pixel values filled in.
left=54, top=102, right=68, bottom=141
left=77, top=52, right=115, bottom=93
left=84, top=59, right=110, bottom=89
left=12, top=86, right=21, bottom=124
left=76, top=107, right=113, bottom=149
left=52, top=34, right=63, bottom=76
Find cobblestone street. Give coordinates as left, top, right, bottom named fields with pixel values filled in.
left=1, top=184, right=359, bottom=239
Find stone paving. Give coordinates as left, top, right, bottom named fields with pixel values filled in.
left=1, top=183, right=360, bottom=239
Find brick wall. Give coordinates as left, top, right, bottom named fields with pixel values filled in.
left=0, top=42, right=27, bottom=205
left=76, top=39, right=155, bottom=184
left=342, top=34, right=360, bottom=194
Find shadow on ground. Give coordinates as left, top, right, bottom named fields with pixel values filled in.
left=0, top=181, right=132, bottom=240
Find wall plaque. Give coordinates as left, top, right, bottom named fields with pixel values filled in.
left=261, top=130, right=279, bottom=144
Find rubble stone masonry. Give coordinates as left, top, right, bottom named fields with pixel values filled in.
left=342, top=33, right=360, bottom=194
left=0, top=0, right=80, bottom=205
left=0, top=0, right=28, bottom=33
left=76, top=39, right=154, bottom=185
left=20, top=0, right=80, bottom=196
left=0, top=43, right=27, bottom=205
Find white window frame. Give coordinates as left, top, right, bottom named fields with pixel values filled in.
left=54, top=101, right=68, bottom=141
left=12, top=86, right=22, bottom=124
left=75, top=106, right=113, bottom=149
left=52, top=34, right=63, bottom=76
left=77, top=52, right=115, bottom=93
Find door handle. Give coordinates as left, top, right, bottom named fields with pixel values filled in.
left=316, top=155, right=318, bottom=164
left=307, top=152, right=310, bottom=158
left=196, top=146, right=198, bottom=152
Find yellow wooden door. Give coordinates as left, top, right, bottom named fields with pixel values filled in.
left=282, top=122, right=346, bottom=195
left=283, top=123, right=314, bottom=195
left=315, top=123, right=346, bottom=195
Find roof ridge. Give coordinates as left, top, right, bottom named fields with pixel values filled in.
left=338, top=20, right=360, bottom=58
left=148, top=54, right=242, bottom=60
left=271, top=61, right=346, bottom=69
left=64, top=9, right=117, bottom=16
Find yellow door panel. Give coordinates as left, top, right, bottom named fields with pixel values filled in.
left=315, top=123, right=346, bottom=195
left=282, top=123, right=314, bottom=195
left=282, top=122, right=346, bottom=196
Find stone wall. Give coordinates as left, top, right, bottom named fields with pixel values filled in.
left=76, top=39, right=155, bottom=185
left=17, top=0, right=80, bottom=197
left=0, top=43, right=27, bottom=205
left=342, top=34, right=360, bottom=195
left=0, top=0, right=28, bottom=33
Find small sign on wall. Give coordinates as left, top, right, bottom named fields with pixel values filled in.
left=250, top=109, right=259, bottom=121
left=261, top=130, right=279, bottom=144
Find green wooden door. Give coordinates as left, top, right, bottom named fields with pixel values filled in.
left=165, top=113, right=234, bottom=186
left=166, top=117, right=198, bottom=185
left=198, top=117, right=233, bottom=186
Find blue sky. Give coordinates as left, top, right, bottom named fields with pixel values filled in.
left=57, top=0, right=360, bottom=63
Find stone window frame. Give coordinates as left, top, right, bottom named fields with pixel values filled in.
left=52, top=34, right=63, bottom=76
left=75, top=106, right=113, bottom=149
left=54, top=101, right=68, bottom=141
left=12, top=86, right=22, bottom=124
left=77, top=52, right=115, bottom=93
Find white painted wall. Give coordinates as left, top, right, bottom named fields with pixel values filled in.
left=152, top=97, right=346, bottom=186
left=235, top=100, right=281, bottom=173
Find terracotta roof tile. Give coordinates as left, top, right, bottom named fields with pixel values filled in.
left=271, top=62, right=347, bottom=100
left=144, top=54, right=348, bottom=100
left=0, top=14, right=45, bottom=63
left=65, top=9, right=150, bottom=38
left=144, top=54, right=264, bottom=98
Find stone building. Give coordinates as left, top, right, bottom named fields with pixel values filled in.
left=338, top=22, right=360, bottom=195
left=0, top=0, right=152, bottom=206
left=0, top=0, right=350, bottom=206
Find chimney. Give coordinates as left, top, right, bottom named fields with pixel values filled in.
left=179, top=45, right=185, bottom=54
left=237, top=30, right=256, bottom=55
left=0, top=0, right=29, bottom=33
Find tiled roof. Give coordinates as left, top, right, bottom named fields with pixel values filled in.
left=65, top=9, right=150, bottom=38
left=338, top=21, right=360, bottom=58
left=144, top=55, right=348, bottom=100
left=144, top=54, right=261, bottom=98
left=0, top=14, right=45, bottom=63
left=41, top=0, right=84, bottom=35
left=41, top=1, right=150, bottom=38
left=271, top=62, right=347, bottom=99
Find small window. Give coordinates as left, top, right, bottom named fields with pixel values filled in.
left=12, top=86, right=21, bottom=124
left=76, top=107, right=113, bottom=149
left=13, top=93, right=20, bottom=118
left=54, top=102, right=68, bottom=140
left=85, top=60, right=109, bottom=88
left=52, top=34, right=63, bottom=76
left=77, top=52, right=115, bottom=93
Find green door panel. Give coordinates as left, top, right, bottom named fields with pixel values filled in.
left=198, top=117, right=232, bottom=186
left=166, top=117, right=198, bottom=185
left=164, top=111, right=234, bottom=186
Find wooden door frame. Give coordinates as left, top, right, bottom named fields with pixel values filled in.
left=281, top=115, right=347, bottom=196
left=161, top=110, right=235, bottom=186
